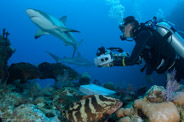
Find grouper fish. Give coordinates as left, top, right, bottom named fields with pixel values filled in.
left=58, top=95, right=122, bottom=122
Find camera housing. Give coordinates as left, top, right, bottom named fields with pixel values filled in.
left=94, top=54, right=113, bottom=67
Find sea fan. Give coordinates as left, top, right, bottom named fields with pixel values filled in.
left=162, top=69, right=181, bottom=101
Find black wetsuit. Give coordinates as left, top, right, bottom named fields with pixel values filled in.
left=114, top=28, right=184, bottom=81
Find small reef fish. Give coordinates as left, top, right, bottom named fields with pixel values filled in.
left=59, top=95, right=122, bottom=122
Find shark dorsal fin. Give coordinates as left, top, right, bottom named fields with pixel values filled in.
left=59, top=16, right=67, bottom=25
left=35, top=29, right=49, bottom=39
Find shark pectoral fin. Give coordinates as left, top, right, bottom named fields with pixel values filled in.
left=35, top=29, right=49, bottom=39
left=56, top=26, right=80, bottom=33
left=59, top=16, right=67, bottom=25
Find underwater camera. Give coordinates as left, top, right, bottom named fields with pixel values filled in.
left=94, top=46, right=129, bottom=67
left=94, top=53, right=113, bottom=67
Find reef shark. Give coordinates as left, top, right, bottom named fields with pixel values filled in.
left=26, top=8, right=82, bottom=57
left=46, top=51, right=94, bottom=67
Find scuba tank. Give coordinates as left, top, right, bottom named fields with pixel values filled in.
left=156, top=22, right=184, bottom=58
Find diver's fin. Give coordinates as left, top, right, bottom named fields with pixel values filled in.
left=59, top=16, right=67, bottom=25
left=35, top=29, right=49, bottom=39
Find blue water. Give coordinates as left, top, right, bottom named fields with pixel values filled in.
left=0, top=0, right=183, bottom=88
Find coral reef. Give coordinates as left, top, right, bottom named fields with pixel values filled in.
left=116, top=84, right=137, bottom=107
left=5, top=62, right=80, bottom=88
left=10, top=104, right=59, bottom=121
left=78, top=72, right=91, bottom=85
left=0, top=34, right=15, bottom=84
left=103, top=82, right=115, bottom=90
left=134, top=99, right=180, bottom=122
left=38, top=62, right=80, bottom=83
left=2, top=72, right=184, bottom=122
left=145, top=85, right=165, bottom=103
left=7, top=62, right=41, bottom=84
left=118, top=116, right=131, bottom=122
left=0, top=83, right=82, bottom=121
left=115, top=70, right=184, bottom=122
left=173, top=92, right=184, bottom=106
left=116, top=108, right=132, bottom=118
left=115, top=83, right=184, bottom=122
left=162, top=70, right=181, bottom=101
left=7, top=62, right=40, bottom=84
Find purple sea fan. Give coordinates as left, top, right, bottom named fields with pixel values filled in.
left=162, top=69, right=181, bottom=101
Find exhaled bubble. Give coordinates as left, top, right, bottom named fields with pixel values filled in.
left=108, top=4, right=125, bottom=23
left=105, top=0, right=120, bottom=6
left=156, top=9, right=165, bottom=21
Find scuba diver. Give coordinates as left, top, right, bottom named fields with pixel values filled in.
left=94, top=16, right=184, bottom=83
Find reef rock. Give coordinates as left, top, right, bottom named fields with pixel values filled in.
left=134, top=99, right=180, bottom=122
left=116, top=108, right=132, bottom=118
left=144, top=85, right=165, bottom=103
left=10, top=104, right=59, bottom=121
left=103, top=82, right=115, bottom=90
left=173, top=92, right=184, bottom=106
left=118, top=117, right=131, bottom=122
left=78, top=72, right=91, bottom=85
left=7, top=62, right=41, bottom=84
left=38, top=62, right=80, bottom=83
left=0, top=35, right=15, bottom=83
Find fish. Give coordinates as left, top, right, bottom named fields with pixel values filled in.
left=58, top=95, right=122, bottom=122
left=26, top=8, right=83, bottom=57
left=46, top=51, right=94, bottom=67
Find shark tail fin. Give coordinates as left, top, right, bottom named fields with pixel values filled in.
left=46, top=51, right=61, bottom=63
left=72, top=39, right=83, bottom=58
